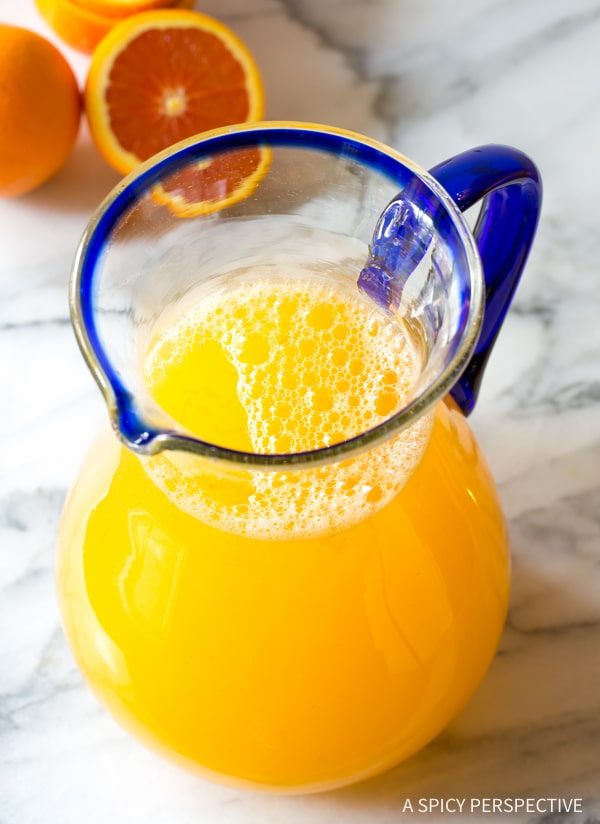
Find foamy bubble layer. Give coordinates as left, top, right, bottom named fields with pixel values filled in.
left=142, top=277, right=434, bottom=540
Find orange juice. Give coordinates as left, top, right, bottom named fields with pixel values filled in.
left=57, top=272, right=510, bottom=792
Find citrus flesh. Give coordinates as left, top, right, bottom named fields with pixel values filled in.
left=0, top=24, right=81, bottom=197
left=85, top=10, right=265, bottom=174
left=152, top=145, right=271, bottom=217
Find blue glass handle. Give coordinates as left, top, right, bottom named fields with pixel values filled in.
left=429, top=145, right=542, bottom=414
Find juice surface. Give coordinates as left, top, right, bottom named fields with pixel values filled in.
left=145, top=277, right=420, bottom=454
left=58, top=274, right=510, bottom=792
left=141, top=276, right=433, bottom=541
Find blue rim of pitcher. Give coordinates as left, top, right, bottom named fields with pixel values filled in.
left=70, top=121, right=484, bottom=467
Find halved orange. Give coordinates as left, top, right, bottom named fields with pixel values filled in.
left=35, top=0, right=194, bottom=54
left=84, top=9, right=265, bottom=174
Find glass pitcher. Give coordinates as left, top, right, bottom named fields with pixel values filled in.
left=58, top=122, right=541, bottom=794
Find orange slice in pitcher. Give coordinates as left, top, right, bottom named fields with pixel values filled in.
left=84, top=9, right=265, bottom=175
left=152, top=144, right=271, bottom=217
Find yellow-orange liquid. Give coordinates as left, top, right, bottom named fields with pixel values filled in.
left=57, top=276, right=510, bottom=793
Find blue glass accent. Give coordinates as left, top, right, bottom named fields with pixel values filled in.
left=76, top=127, right=420, bottom=452
left=431, top=145, right=542, bottom=414
left=361, top=145, right=542, bottom=415
left=358, top=179, right=436, bottom=312
left=76, top=128, right=542, bottom=454
left=358, top=177, right=457, bottom=313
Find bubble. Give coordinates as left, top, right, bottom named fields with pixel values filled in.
left=331, top=348, right=348, bottom=367
left=238, top=333, right=270, bottom=365
left=349, top=358, right=364, bottom=376
left=281, top=368, right=299, bottom=390
left=366, top=485, right=383, bottom=503
left=310, top=387, right=333, bottom=412
left=306, top=303, right=335, bottom=330
left=299, top=339, right=317, bottom=357
left=375, top=390, right=399, bottom=417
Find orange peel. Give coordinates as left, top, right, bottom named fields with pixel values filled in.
left=84, top=9, right=265, bottom=176
left=34, top=0, right=195, bottom=54
left=0, top=23, right=81, bottom=196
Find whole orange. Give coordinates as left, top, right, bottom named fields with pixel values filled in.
left=0, top=24, right=81, bottom=197
left=34, top=0, right=195, bottom=55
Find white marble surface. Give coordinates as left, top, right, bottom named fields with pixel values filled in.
left=1, top=1, right=599, bottom=822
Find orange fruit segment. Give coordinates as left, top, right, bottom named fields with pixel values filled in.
left=0, top=24, right=81, bottom=197
left=152, top=145, right=271, bottom=217
left=34, top=0, right=195, bottom=54
left=84, top=10, right=264, bottom=176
